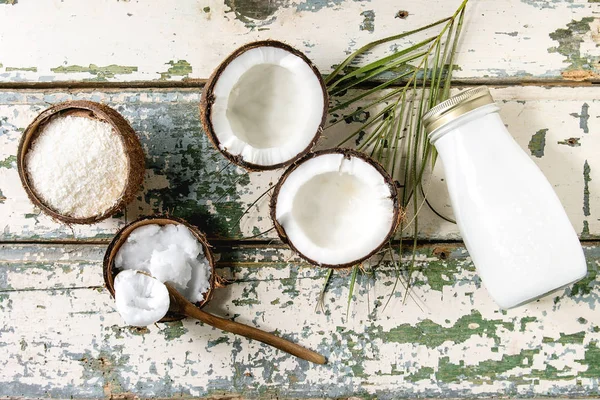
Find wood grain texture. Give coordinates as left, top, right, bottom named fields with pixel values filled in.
left=0, top=0, right=597, bottom=84
left=1, top=1, right=599, bottom=399
left=0, top=86, right=598, bottom=241
left=2, top=243, right=600, bottom=398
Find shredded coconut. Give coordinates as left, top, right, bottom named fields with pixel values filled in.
left=25, top=115, right=128, bottom=218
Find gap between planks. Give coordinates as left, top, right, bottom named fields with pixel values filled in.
left=0, top=77, right=597, bottom=91
left=4, top=397, right=600, bottom=400
left=1, top=238, right=599, bottom=248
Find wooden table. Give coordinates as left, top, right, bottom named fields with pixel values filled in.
left=1, top=1, right=599, bottom=398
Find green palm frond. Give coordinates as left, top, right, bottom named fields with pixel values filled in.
left=321, top=0, right=468, bottom=315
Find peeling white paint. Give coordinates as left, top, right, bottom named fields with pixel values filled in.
left=0, top=87, right=598, bottom=241
left=0, top=1, right=597, bottom=82
left=1, top=241, right=599, bottom=398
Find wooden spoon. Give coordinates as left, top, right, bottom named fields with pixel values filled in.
left=104, top=215, right=327, bottom=365
left=166, top=283, right=326, bottom=365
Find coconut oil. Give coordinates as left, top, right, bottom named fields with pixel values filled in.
left=423, top=87, right=587, bottom=309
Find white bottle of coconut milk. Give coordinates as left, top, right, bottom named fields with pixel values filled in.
left=423, top=87, right=587, bottom=309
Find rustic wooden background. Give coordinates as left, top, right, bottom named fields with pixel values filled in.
left=1, top=0, right=599, bottom=398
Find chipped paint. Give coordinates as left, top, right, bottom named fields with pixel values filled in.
left=570, top=103, right=590, bottom=134
left=344, top=108, right=370, bottom=124
left=360, top=10, right=375, bottom=33
left=558, top=137, right=581, bottom=147
left=51, top=64, right=138, bottom=81
left=3, top=244, right=600, bottom=398
left=520, top=316, right=537, bottom=331
left=0, top=0, right=17, bottom=4
left=159, top=60, right=192, bottom=80
left=0, top=86, right=599, bottom=241
left=159, top=321, right=188, bottom=340
left=0, top=1, right=596, bottom=82
left=583, top=160, right=591, bottom=216
left=386, top=310, right=514, bottom=348
left=296, top=0, right=346, bottom=12
left=520, top=0, right=579, bottom=9
left=544, top=331, right=586, bottom=344
left=0, top=155, right=16, bottom=169
left=224, top=0, right=280, bottom=28
left=528, top=128, right=547, bottom=158
left=5, top=66, right=37, bottom=72
left=78, top=350, right=131, bottom=397
left=225, top=0, right=280, bottom=20
left=548, top=17, right=599, bottom=77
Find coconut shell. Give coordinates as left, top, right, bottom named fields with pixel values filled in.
left=270, top=148, right=402, bottom=269
left=200, top=40, right=328, bottom=171
left=103, top=215, right=217, bottom=323
left=17, top=100, right=145, bottom=225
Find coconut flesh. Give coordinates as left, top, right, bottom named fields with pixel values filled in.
left=208, top=44, right=325, bottom=167
left=113, top=224, right=212, bottom=326
left=273, top=152, right=397, bottom=266
left=114, top=270, right=170, bottom=327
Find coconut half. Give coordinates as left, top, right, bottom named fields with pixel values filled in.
left=17, top=101, right=145, bottom=225
left=114, top=270, right=170, bottom=327
left=103, top=215, right=216, bottom=323
left=271, top=149, right=400, bottom=268
left=200, top=40, right=328, bottom=170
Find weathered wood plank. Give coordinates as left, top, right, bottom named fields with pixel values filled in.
left=0, top=0, right=597, bottom=83
left=0, top=86, right=598, bottom=241
left=0, top=90, right=251, bottom=241
left=1, top=243, right=600, bottom=398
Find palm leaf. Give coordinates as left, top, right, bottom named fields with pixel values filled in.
left=323, top=0, right=469, bottom=314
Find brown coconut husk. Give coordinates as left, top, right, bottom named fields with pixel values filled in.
left=270, top=148, right=402, bottom=269
left=16, top=100, right=145, bottom=225
left=200, top=40, right=328, bottom=171
left=103, top=215, right=217, bottom=323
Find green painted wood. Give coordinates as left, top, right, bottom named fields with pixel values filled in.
left=0, top=87, right=599, bottom=242
left=1, top=243, right=600, bottom=398
left=0, top=90, right=253, bottom=241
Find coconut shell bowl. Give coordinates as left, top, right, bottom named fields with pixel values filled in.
left=17, top=100, right=145, bottom=224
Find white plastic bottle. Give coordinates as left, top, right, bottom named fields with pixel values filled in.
left=423, top=87, right=587, bottom=309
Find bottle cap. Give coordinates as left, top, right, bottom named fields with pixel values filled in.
left=422, top=86, right=495, bottom=136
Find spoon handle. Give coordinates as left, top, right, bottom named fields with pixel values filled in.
left=182, top=301, right=327, bottom=364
